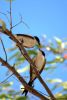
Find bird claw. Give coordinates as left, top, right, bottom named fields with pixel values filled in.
left=22, top=89, right=28, bottom=96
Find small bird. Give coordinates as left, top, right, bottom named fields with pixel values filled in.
left=22, top=49, right=46, bottom=96
left=10, top=34, right=41, bottom=48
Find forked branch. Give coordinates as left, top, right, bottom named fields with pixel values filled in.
left=0, top=37, right=7, bottom=62
left=0, top=58, right=49, bottom=100
left=0, top=26, right=56, bottom=100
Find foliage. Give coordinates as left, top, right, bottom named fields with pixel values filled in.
left=0, top=19, right=6, bottom=30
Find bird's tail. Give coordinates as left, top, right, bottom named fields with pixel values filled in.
left=22, top=81, right=33, bottom=96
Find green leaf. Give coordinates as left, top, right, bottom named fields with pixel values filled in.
left=47, top=79, right=62, bottom=83
left=45, top=66, right=56, bottom=71
left=15, top=60, right=25, bottom=67
left=16, top=96, right=27, bottom=100
left=54, top=36, right=62, bottom=46
left=15, top=57, right=25, bottom=66
left=0, top=19, right=6, bottom=31
left=55, top=56, right=64, bottom=63
left=51, top=81, right=67, bottom=91
left=8, top=52, right=20, bottom=60
left=0, top=82, right=13, bottom=87
left=0, top=94, right=9, bottom=98
left=17, top=66, right=29, bottom=73
left=59, top=82, right=67, bottom=89
left=8, top=90, right=15, bottom=95
left=28, top=50, right=37, bottom=55
left=17, top=56, right=25, bottom=61
left=56, top=94, right=67, bottom=100
left=7, top=46, right=17, bottom=52
left=52, top=84, right=59, bottom=91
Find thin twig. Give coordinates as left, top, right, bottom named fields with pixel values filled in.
left=0, top=37, right=7, bottom=62
left=10, top=0, right=12, bottom=32
left=0, top=12, right=10, bottom=23
left=0, top=73, right=13, bottom=85
left=11, top=18, right=22, bottom=29
left=19, top=14, right=30, bottom=29
left=0, top=58, right=49, bottom=100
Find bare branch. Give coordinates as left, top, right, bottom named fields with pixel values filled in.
left=0, top=12, right=10, bottom=23
left=0, top=73, right=13, bottom=85
left=11, top=17, right=22, bottom=29
left=19, top=14, right=30, bottom=29
left=0, top=57, right=49, bottom=100
left=10, top=0, right=12, bottom=32
left=0, top=37, right=7, bottom=62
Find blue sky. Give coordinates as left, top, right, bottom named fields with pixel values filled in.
left=0, top=0, right=67, bottom=38
left=0, top=0, right=67, bottom=99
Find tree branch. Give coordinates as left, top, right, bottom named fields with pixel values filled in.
left=0, top=73, right=13, bottom=85
left=11, top=15, right=30, bottom=29
left=11, top=15, right=23, bottom=29
left=19, top=14, right=30, bottom=29
left=0, top=37, right=7, bottom=62
left=0, top=26, right=56, bottom=100
left=10, top=0, right=12, bottom=32
left=0, top=57, right=49, bottom=100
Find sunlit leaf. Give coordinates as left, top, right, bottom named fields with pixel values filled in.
left=47, top=60, right=57, bottom=64
left=17, top=56, right=25, bottom=61
left=52, top=84, right=59, bottom=91
left=0, top=82, right=13, bottom=87
left=56, top=94, right=67, bottom=100
left=7, top=46, right=17, bottom=52
left=51, top=81, right=67, bottom=91
left=49, top=46, right=59, bottom=53
left=60, top=88, right=67, bottom=94
left=55, top=56, right=64, bottom=62
left=8, top=52, right=20, bottom=60
left=45, top=66, right=56, bottom=71
left=28, top=50, right=37, bottom=55
left=0, top=94, right=9, bottom=98
left=15, top=60, right=25, bottom=67
left=16, top=96, right=27, bottom=100
left=59, top=82, right=67, bottom=89
left=0, top=19, right=6, bottom=31
left=46, top=46, right=51, bottom=51
left=47, top=79, right=62, bottom=83
left=8, top=90, right=15, bottom=95
left=17, top=66, right=29, bottom=73
left=8, top=90, right=20, bottom=96
left=15, top=57, right=25, bottom=66
left=55, top=93, right=62, bottom=97
left=54, top=36, right=62, bottom=46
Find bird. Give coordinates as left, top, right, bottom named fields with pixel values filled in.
left=9, top=34, right=41, bottom=48
left=22, top=49, right=46, bottom=96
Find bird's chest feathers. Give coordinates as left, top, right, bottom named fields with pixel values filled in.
left=35, top=54, right=44, bottom=68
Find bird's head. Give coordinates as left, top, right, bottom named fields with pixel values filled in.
left=34, top=36, right=42, bottom=48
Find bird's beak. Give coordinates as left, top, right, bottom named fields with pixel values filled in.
left=39, top=44, right=43, bottom=48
